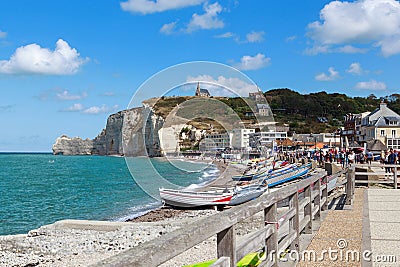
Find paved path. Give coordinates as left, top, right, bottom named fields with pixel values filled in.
left=298, top=188, right=364, bottom=266
left=367, top=189, right=400, bottom=267
left=298, top=188, right=400, bottom=267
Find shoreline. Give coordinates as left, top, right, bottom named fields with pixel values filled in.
left=126, top=157, right=243, bottom=223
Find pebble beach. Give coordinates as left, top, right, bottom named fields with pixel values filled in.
left=0, top=159, right=249, bottom=267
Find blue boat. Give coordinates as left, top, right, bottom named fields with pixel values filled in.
left=232, top=168, right=269, bottom=181
left=264, top=164, right=311, bottom=187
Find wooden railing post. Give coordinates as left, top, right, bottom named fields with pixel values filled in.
left=314, top=178, right=321, bottom=221
left=265, top=203, right=278, bottom=267
left=345, top=167, right=354, bottom=205
left=217, top=226, right=236, bottom=266
left=304, top=185, right=312, bottom=234
left=289, top=192, right=300, bottom=251
left=321, top=175, right=328, bottom=211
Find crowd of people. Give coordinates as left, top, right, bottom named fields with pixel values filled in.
left=279, top=147, right=400, bottom=169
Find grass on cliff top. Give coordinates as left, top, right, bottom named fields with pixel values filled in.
left=152, top=96, right=260, bottom=131
left=151, top=96, right=194, bottom=118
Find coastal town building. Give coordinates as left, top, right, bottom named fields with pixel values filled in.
left=199, top=132, right=231, bottom=151
left=342, top=112, right=369, bottom=144
left=195, top=82, right=210, bottom=97
left=292, top=133, right=340, bottom=148
left=360, top=102, right=400, bottom=150
left=231, top=128, right=255, bottom=150
left=249, top=88, right=264, bottom=101
left=256, top=104, right=270, bottom=116
left=249, top=131, right=288, bottom=148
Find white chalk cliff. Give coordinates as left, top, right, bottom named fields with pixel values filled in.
left=52, top=107, right=168, bottom=157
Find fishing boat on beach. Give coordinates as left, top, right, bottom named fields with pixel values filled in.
left=159, top=188, right=234, bottom=208
left=160, top=163, right=312, bottom=208
left=231, top=159, right=287, bottom=182
left=264, top=163, right=311, bottom=187
left=232, top=167, right=269, bottom=181
left=229, top=164, right=311, bottom=205
left=228, top=184, right=267, bottom=205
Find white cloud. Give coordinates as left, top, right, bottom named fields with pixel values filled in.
left=355, top=79, right=387, bottom=90
left=62, top=103, right=84, bottom=112
left=120, top=0, right=205, bottom=14
left=232, top=53, right=271, bottom=71
left=214, top=31, right=265, bottom=43
left=305, top=44, right=368, bottom=55
left=160, top=21, right=178, bottom=35
left=0, top=30, right=7, bottom=39
left=378, top=37, right=400, bottom=57
left=336, top=45, right=368, bottom=54
left=61, top=103, right=118, bottom=114
left=315, top=67, right=340, bottom=81
left=37, top=88, right=87, bottom=101
left=307, top=0, right=400, bottom=56
left=304, top=45, right=331, bottom=55
left=82, top=104, right=119, bottom=114
left=214, top=32, right=235, bottom=39
left=347, top=62, right=364, bottom=75
left=56, top=90, right=87, bottom=101
left=187, top=75, right=257, bottom=97
left=186, top=2, right=224, bottom=32
left=0, top=39, right=88, bottom=75
left=286, top=35, right=297, bottom=42
left=246, top=31, right=265, bottom=43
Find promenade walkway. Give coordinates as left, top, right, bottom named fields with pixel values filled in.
left=298, top=188, right=400, bottom=267
left=367, top=189, right=400, bottom=267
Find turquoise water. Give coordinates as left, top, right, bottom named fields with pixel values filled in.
left=0, top=154, right=218, bottom=235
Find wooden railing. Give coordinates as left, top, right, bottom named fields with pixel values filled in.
left=354, top=164, right=399, bottom=189
left=94, top=168, right=354, bottom=267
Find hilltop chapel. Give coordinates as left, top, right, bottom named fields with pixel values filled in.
left=195, top=82, right=210, bottom=97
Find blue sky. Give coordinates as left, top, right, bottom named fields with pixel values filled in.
left=1, top=0, right=400, bottom=151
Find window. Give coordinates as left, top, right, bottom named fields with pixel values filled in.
left=392, top=130, right=396, bottom=137
left=381, top=130, right=385, bottom=136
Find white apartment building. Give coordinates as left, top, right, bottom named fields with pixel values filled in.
left=249, top=131, right=287, bottom=148
left=231, top=129, right=255, bottom=150
left=199, top=132, right=231, bottom=151
left=292, top=133, right=341, bottom=145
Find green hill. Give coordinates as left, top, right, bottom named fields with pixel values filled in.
left=264, top=89, right=400, bottom=134
left=150, top=89, right=400, bottom=135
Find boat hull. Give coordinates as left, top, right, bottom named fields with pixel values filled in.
left=229, top=188, right=265, bottom=205
left=232, top=168, right=269, bottom=181
left=265, top=165, right=310, bottom=187
left=159, top=189, right=233, bottom=208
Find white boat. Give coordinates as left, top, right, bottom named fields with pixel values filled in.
left=159, top=188, right=234, bottom=208
left=229, top=184, right=267, bottom=205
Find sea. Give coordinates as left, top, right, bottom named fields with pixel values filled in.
left=0, top=153, right=219, bottom=236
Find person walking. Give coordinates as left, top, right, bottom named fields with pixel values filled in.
left=339, top=151, right=345, bottom=169
left=366, top=150, right=373, bottom=164
left=384, top=151, right=390, bottom=178
left=388, top=149, right=397, bottom=174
